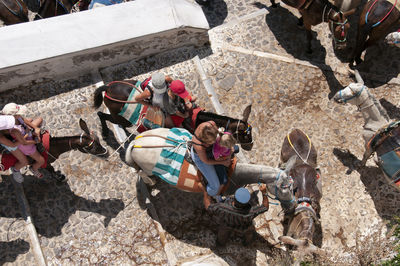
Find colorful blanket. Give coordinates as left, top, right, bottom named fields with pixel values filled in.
left=152, top=128, right=192, bottom=185
left=118, top=81, right=147, bottom=126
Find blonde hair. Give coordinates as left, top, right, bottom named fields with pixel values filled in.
left=219, top=133, right=235, bottom=149
left=198, top=123, right=218, bottom=144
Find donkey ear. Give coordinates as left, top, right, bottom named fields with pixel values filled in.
left=79, top=119, right=90, bottom=135
left=343, top=8, right=356, bottom=16
left=242, top=104, right=252, bottom=122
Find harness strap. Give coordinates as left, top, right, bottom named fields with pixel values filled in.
left=365, top=0, right=397, bottom=28
left=0, top=0, right=25, bottom=19
left=104, top=81, right=142, bottom=104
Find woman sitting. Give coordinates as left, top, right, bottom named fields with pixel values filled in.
left=191, top=121, right=232, bottom=200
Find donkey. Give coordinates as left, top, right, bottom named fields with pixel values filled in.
left=93, top=80, right=254, bottom=151
left=350, top=0, right=400, bottom=66
left=125, top=127, right=295, bottom=210
left=278, top=129, right=323, bottom=254
left=0, top=0, right=28, bottom=25
left=1, top=119, right=108, bottom=181
left=333, top=74, right=400, bottom=190
left=270, top=0, right=356, bottom=52
left=35, top=0, right=88, bottom=19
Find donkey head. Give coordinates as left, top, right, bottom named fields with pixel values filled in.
left=77, top=119, right=108, bottom=157
left=227, top=105, right=253, bottom=151
left=333, top=83, right=367, bottom=105
left=330, top=9, right=356, bottom=50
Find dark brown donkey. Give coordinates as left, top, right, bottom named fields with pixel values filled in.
left=35, top=0, right=88, bottom=19
left=278, top=129, right=324, bottom=254
left=0, top=0, right=28, bottom=25
left=2, top=119, right=108, bottom=182
left=270, top=0, right=356, bottom=53
left=350, top=0, right=400, bottom=66
left=93, top=80, right=254, bottom=151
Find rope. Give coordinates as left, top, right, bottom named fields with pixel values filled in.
left=104, top=81, right=143, bottom=104
left=287, top=133, right=312, bottom=164
left=365, top=0, right=397, bottom=28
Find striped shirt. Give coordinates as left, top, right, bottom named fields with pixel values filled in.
left=207, top=192, right=268, bottom=230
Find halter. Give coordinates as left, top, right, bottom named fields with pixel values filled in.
left=268, top=170, right=295, bottom=204
left=226, top=119, right=253, bottom=145
left=287, top=133, right=312, bottom=164
left=365, top=0, right=397, bottom=28
left=323, top=6, right=348, bottom=43
left=338, top=85, right=365, bottom=103
left=69, top=132, right=107, bottom=155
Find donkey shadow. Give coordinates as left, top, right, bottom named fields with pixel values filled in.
left=197, top=0, right=228, bottom=28
left=332, top=148, right=400, bottom=220
left=0, top=239, right=30, bottom=265
left=0, top=176, right=124, bottom=238
left=253, top=2, right=345, bottom=98
left=135, top=178, right=284, bottom=265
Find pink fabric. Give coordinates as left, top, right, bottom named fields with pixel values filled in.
left=12, top=125, right=37, bottom=156
left=212, top=136, right=232, bottom=160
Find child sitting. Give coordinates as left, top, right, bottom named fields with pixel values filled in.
left=213, top=131, right=236, bottom=161
left=2, top=103, right=45, bottom=179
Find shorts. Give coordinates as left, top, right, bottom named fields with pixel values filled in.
left=1, top=144, right=18, bottom=152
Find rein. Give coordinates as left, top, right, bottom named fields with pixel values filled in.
left=104, top=81, right=143, bottom=104
left=287, top=133, right=312, bottom=164
left=365, top=0, right=397, bottom=28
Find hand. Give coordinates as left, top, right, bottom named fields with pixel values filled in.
left=221, top=158, right=232, bottom=167
left=34, top=128, right=41, bottom=142
left=259, top=184, right=267, bottom=193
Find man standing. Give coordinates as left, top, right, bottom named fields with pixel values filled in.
left=204, top=186, right=269, bottom=246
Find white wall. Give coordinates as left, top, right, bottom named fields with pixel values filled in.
left=0, top=0, right=209, bottom=92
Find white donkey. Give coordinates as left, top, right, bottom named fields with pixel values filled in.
left=125, top=128, right=297, bottom=211
left=333, top=75, right=400, bottom=190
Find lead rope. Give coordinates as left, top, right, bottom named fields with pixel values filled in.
left=287, top=133, right=312, bottom=164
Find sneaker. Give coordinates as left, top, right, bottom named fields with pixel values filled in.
left=29, top=166, right=43, bottom=179
left=10, top=167, right=24, bottom=183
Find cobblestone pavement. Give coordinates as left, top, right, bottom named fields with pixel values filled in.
left=1, top=0, right=400, bottom=265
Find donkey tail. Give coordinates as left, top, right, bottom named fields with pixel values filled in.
left=125, top=141, right=136, bottom=166
left=93, top=85, right=108, bottom=109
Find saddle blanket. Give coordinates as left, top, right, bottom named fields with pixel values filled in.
left=89, top=0, right=124, bottom=9
left=152, top=128, right=192, bottom=185
left=387, top=0, right=400, bottom=11
left=379, top=149, right=400, bottom=184
left=118, top=81, right=147, bottom=126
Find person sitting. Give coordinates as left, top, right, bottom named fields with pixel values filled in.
left=204, top=186, right=269, bottom=246
left=0, top=115, right=28, bottom=183
left=2, top=103, right=45, bottom=179
left=168, top=80, right=197, bottom=127
left=191, top=121, right=232, bottom=199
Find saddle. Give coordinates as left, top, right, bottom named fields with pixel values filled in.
left=141, top=106, right=164, bottom=130
left=176, top=155, right=237, bottom=193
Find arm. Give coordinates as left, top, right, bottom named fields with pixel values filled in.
left=0, top=134, right=20, bottom=147
left=21, top=117, right=42, bottom=142
left=10, top=129, right=36, bottom=145
left=134, top=90, right=152, bottom=106
left=259, top=184, right=269, bottom=208
left=193, top=144, right=231, bottom=166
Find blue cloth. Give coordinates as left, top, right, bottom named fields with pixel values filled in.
left=380, top=150, right=400, bottom=180
left=152, top=128, right=192, bottom=185
left=89, top=0, right=123, bottom=9
left=1, top=144, right=18, bottom=152
left=191, top=146, right=220, bottom=196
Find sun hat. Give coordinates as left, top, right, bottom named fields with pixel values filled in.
left=2, top=103, right=28, bottom=116
left=0, top=115, right=15, bottom=130
left=151, top=72, right=167, bottom=94
left=169, top=80, right=189, bottom=99
left=234, top=187, right=251, bottom=204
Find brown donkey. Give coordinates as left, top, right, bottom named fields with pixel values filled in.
left=0, top=0, right=28, bottom=25
left=278, top=129, right=324, bottom=254
left=270, top=0, right=356, bottom=53
left=350, top=0, right=400, bottom=66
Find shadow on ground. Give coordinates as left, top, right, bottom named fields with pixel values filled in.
left=0, top=239, right=30, bottom=264
left=135, top=178, right=286, bottom=264
left=252, top=2, right=344, bottom=98
left=0, top=176, right=124, bottom=238
left=198, top=0, right=228, bottom=28
left=332, top=148, right=400, bottom=220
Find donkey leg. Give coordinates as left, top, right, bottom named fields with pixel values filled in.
left=138, top=170, right=157, bottom=186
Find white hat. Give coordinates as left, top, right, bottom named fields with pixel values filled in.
left=0, top=115, right=15, bottom=130
left=150, top=72, right=167, bottom=94
left=1, top=103, right=28, bottom=116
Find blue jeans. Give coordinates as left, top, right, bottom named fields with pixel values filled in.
left=191, top=146, right=220, bottom=196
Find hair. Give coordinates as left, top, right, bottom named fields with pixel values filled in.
left=218, top=133, right=236, bottom=149
left=198, top=123, right=218, bottom=144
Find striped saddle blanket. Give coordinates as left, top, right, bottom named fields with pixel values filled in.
left=118, top=81, right=147, bottom=126
left=152, top=128, right=192, bottom=185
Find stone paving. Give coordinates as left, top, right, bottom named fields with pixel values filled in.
left=1, top=0, right=400, bottom=265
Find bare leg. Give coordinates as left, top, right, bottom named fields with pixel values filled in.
left=164, top=115, right=174, bottom=128
left=29, top=151, right=45, bottom=171
left=10, top=149, right=29, bottom=171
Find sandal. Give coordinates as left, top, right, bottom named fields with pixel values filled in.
left=29, top=167, right=43, bottom=179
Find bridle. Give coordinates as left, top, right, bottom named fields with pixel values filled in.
left=69, top=132, right=108, bottom=155
left=337, top=85, right=365, bottom=103
left=322, top=5, right=349, bottom=44
left=225, top=119, right=253, bottom=145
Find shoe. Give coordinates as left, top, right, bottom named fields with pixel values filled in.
left=29, top=166, right=43, bottom=179
left=10, top=167, right=24, bottom=183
